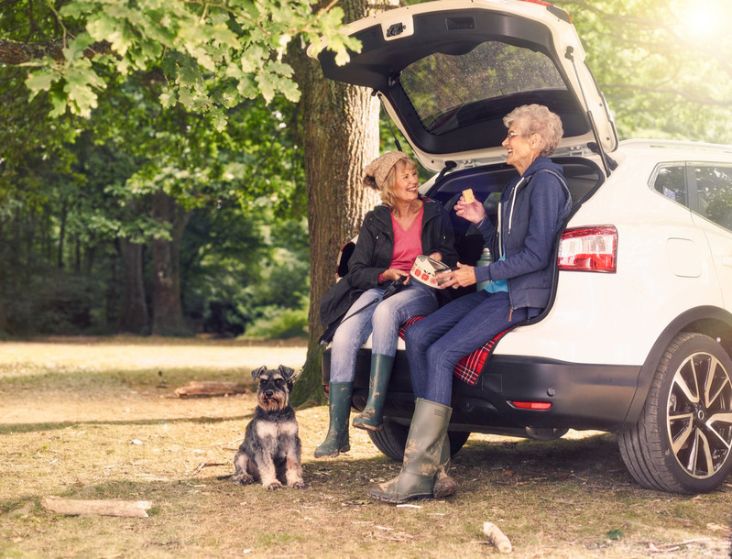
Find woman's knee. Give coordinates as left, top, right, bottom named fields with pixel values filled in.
left=428, top=343, right=458, bottom=376
left=404, top=322, right=429, bottom=351
left=331, top=324, right=359, bottom=353
left=371, top=302, right=399, bottom=331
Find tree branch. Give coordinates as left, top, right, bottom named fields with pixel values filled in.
left=0, top=38, right=111, bottom=64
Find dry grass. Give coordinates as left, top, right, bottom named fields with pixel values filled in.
left=0, top=337, right=730, bottom=558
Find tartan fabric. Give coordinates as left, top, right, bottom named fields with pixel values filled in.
left=398, top=315, right=425, bottom=338
left=398, top=316, right=510, bottom=386
left=452, top=328, right=510, bottom=385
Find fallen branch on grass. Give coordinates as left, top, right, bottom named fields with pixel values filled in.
left=42, top=497, right=152, bottom=518
left=483, top=521, right=512, bottom=553
left=647, top=538, right=714, bottom=553
left=174, top=381, right=248, bottom=398
left=192, top=461, right=228, bottom=475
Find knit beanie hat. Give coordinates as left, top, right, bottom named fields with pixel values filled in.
left=362, top=151, right=410, bottom=190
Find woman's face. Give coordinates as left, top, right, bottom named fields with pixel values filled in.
left=502, top=120, right=541, bottom=174
left=391, top=162, right=419, bottom=203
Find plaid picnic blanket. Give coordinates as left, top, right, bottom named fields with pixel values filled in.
left=398, top=316, right=510, bottom=385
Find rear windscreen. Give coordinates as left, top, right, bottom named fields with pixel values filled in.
left=400, top=41, right=567, bottom=136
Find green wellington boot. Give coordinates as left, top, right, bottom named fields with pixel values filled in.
left=368, top=398, right=452, bottom=504
left=314, top=382, right=353, bottom=458
left=433, top=433, right=458, bottom=499
left=352, top=354, right=394, bottom=432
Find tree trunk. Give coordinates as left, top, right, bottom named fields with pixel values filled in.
left=290, top=0, right=389, bottom=406
left=57, top=198, right=67, bottom=269
left=118, top=239, right=149, bottom=334
left=150, top=191, right=191, bottom=336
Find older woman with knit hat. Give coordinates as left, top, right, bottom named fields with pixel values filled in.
left=315, top=151, right=457, bottom=458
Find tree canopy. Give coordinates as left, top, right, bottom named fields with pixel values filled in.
left=2, top=0, right=358, bottom=123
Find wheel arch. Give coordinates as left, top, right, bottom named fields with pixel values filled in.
left=623, top=305, right=732, bottom=424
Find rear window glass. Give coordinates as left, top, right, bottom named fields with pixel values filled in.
left=653, top=166, right=688, bottom=207
left=400, top=41, right=566, bottom=136
left=693, top=165, right=732, bottom=231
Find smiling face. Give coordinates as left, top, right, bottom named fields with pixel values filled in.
left=502, top=119, right=542, bottom=175
left=388, top=160, right=420, bottom=205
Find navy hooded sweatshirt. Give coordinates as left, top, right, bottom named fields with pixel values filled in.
left=474, top=156, right=572, bottom=311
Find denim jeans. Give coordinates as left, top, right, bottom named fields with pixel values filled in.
left=329, top=282, right=437, bottom=383
left=404, top=291, right=530, bottom=406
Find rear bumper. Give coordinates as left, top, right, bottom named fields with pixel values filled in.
left=323, top=348, right=641, bottom=431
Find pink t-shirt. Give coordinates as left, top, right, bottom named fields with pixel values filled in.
left=389, top=206, right=424, bottom=273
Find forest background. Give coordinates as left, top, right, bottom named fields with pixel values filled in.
left=1, top=0, right=731, bottom=401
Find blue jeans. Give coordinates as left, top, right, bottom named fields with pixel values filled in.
left=330, top=282, right=437, bottom=383
left=405, top=291, right=530, bottom=406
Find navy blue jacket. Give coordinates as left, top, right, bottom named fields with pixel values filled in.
left=474, top=157, right=572, bottom=310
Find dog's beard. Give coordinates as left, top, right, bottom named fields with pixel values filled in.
left=258, top=392, right=287, bottom=412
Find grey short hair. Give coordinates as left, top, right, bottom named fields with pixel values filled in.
left=503, top=104, right=564, bottom=156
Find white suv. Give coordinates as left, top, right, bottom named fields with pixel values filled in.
left=319, top=0, right=732, bottom=493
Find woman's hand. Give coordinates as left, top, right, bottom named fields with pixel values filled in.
left=454, top=196, right=486, bottom=224
left=381, top=268, right=410, bottom=283
left=436, top=262, right=476, bottom=289
left=428, top=252, right=442, bottom=261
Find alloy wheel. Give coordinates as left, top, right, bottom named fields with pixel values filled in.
left=667, top=351, right=732, bottom=479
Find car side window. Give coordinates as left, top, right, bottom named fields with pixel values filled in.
left=692, top=165, right=732, bottom=231
left=653, top=165, right=688, bottom=207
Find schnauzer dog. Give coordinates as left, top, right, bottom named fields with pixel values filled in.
left=232, top=365, right=304, bottom=490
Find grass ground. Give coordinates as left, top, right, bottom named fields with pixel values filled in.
left=0, top=337, right=730, bottom=558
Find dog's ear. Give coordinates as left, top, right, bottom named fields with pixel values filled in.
left=251, top=366, right=267, bottom=381
left=277, top=365, right=295, bottom=381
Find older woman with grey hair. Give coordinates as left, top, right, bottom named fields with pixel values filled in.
left=369, top=104, right=572, bottom=503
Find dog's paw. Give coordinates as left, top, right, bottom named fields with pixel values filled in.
left=265, top=480, right=283, bottom=491
left=232, top=473, right=254, bottom=485
left=289, top=480, right=306, bottom=489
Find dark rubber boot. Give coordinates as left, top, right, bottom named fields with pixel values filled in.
left=368, top=398, right=452, bottom=504
left=314, top=382, right=353, bottom=458
left=352, top=354, right=394, bottom=432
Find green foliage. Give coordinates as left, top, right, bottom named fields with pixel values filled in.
left=244, top=305, right=308, bottom=339
left=557, top=0, right=732, bottom=143
left=3, top=271, right=108, bottom=336
left=0, top=58, right=309, bottom=337
left=9, top=0, right=361, bottom=119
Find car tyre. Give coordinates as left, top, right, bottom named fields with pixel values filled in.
left=368, top=419, right=470, bottom=461
left=618, top=332, right=732, bottom=493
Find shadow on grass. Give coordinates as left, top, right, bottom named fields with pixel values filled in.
left=454, top=433, right=629, bottom=481
left=0, top=368, right=256, bottom=393
left=0, top=413, right=252, bottom=435
left=0, top=455, right=390, bottom=517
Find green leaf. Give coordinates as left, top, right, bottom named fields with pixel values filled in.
left=606, top=529, right=623, bottom=541
left=25, top=70, right=56, bottom=99
left=63, top=33, right=95, bottom=62
left=86, top=15, right=118, bottom=42
left=256, top=71, right=275, bottom=103
left=65, top=81, right=98, bottom=118
left=49, top=92, right=68, bottom=118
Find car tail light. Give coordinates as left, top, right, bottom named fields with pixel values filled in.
left=557, top=226, right=617, bottom=273
left=511, top=401, right=552, bottom=411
